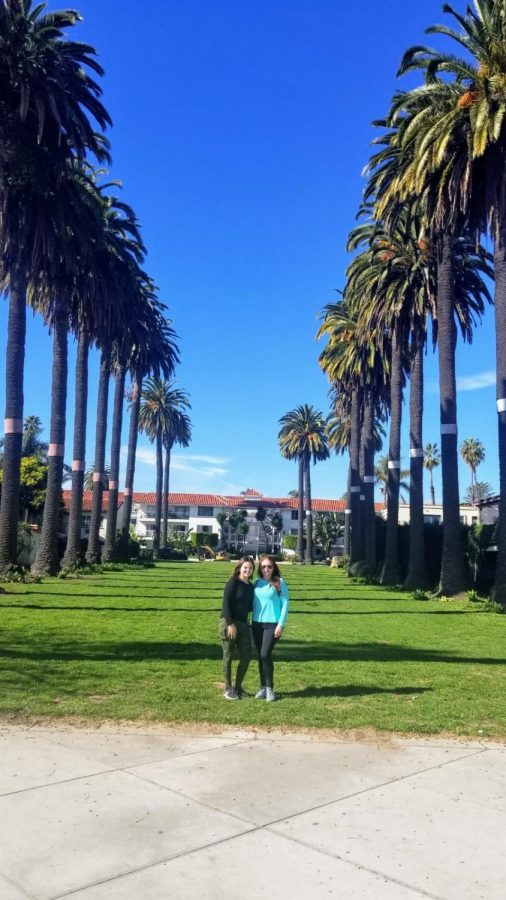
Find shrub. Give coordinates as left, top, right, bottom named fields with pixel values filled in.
left=282, top=535, right=298, bottom=551
left=410, top=588, right=430, bottom=602
left=190, top=532, right=218, bottom=549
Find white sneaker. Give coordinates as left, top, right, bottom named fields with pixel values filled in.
left=265, top=688, right=276, bottom=702
left=255, top=687, right=266, bottom=699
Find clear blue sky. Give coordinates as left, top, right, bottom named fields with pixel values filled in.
left=0, top=0, right=498, bottom=502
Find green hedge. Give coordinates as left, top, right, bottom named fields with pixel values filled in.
left=282, top=535, right=298, bottom=550
left=190, top=532, right=218, bottom=548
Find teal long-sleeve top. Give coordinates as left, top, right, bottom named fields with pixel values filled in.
left=253, top=578, right=289, bottom=627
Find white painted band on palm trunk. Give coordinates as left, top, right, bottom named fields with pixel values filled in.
left=497, top=399, right=506, bottom=412
left=109, top=481, right=117, bottom=490
left=410, top=448, right=424, bottom=458
left=441, top=424, right=457, bottom=435
left=72, top=460, right=85, bottom=471
left=345, top=509, right=351, bottom=514
left=3, top=418, right=22, bottom=434
left=92, top=472, right=102, bottom=482
left=48, top=444, right=64, bottom=456
left=363, top=476, right=375, bottom=483
left=388, top=460, right=401, bottom=469
left=350, top=486, right=360, bottom=493
left=124, top=487, right=132, bottom=495
left=360, top=495, right=365, bottom=500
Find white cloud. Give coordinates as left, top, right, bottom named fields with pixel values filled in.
left=120, top=445, right=231, bottom=486
left=457, top=370, right=496, bottom=392
left=428, top=369, right=496, bottom=394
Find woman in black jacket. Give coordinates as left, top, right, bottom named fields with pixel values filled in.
left=219, top=556, right=254, bottom=700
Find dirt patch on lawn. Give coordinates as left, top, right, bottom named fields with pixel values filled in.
left=1, top=712, right=504, bottom=747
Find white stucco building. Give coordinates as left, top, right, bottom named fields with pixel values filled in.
left=62, top=487, right=353, bottom=551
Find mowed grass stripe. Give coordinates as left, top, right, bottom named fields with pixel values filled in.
left=1, top=562, right=505, bottom=736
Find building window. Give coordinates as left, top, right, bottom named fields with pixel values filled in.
left=147, top=505, right=156, bottom=517
left=197, top=506, right=214, bottom=517
left=424, top=514, right=441, bottom=524
left=290, top=528, right=298, bottom=536
left=172, top=523, right=187, bottom=533
left=169, top=505, right=190, bottom=519
left=291, top=510, right=298, bottom=520
left=197, top=525, right=213, bottom=533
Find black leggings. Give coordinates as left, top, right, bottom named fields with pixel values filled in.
left=251, top=622, right=278, bottom=689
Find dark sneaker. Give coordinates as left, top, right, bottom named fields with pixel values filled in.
left=266, top=688, right=276, bottom=702
left=255, top=687, right=267, bottom=700
left=235, top=687, right=251, bottom=699
left=223, top=687, right=239, bottom=700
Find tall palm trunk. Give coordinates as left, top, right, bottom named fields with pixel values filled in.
left=296, top=457, right=304, bottom=557
left=343, top=462, right=351, bottom=557
left=0, top=274, right=27, bottom=570
left=162, top=442, right=172, bottom=549
left=86, top=343, right=111, bottom=564
left=103, top=365, right=126, bottom=562
left=429, top=472, right=436, bottom=506
left=405, top=325, right=427, bottom=590
left=358, top=409, right=366, bottom=566
left=153, top=428, right=163, bottom=560
left=62, top=326, right=89, bottom=569
left=437, top=234, right=466, bottom=595
left=304, top=450, right=313, bottom=564
left=119, top=369, right=142, bottom=556
left=362, top=389, right=376, bottom=575
left=32, top=298, right=68, bottom=575
left=381, top=323, right=403, bottom=585
left=349, top=386, right=362, bottom=569
left=494, top=219, right=506, bottom=603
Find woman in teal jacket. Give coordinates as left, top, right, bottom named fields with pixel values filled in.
left=252, top=555, right=289, bottom=702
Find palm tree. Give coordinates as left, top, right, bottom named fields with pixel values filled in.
left=460, top=438, right=486, bottom=506
left=61, top=325, right=90, bottom=569
left=278, top=405, right=330, bottom=564
left=139, top=378, right=190, bottom=558
left=424, top=443, right=440, bottom=507
left=271, top=512, right=283, bottom=550
left=161, top=398, right=192, bottom=549
left=85, top=341, right=112, bottom=564
left=255, top=507, right=269, bottom=552
left=216, top=511, right=228, bottom=551
left=118, top=302, right=179, bottom=555
left=376, top=3, right=499, bottom=594
left=0, top=1, right=110, bottom=571
left=32, top=162, right=110, bottom=575
left=318, top=299, right=387, bottom=575
left=375, top=456, right=409, bottom=508
left=21, top=417, right=47, bottom=458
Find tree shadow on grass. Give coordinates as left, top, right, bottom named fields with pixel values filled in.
left=0, top=603, right=220, bottom=613
left=0, top=639, right=505, bottom=666
left=282, top=685, right=432, bottom=699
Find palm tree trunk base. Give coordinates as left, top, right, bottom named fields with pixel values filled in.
left=380, top=561, right=402, bottom=586
left=404, top=570, right=429, bottom=591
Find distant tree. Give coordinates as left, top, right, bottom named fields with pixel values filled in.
left=463, top=482, right=494, bottom=506
left=216, top=511, right=228, bottom=550
left=84, top=465, right=110, bottom=491
left=313, top=512, right=343, bottom=558
left=460, top=439, right=486, bottom=505
left=375, top=456, right=409, bottom=508
left=424, top=443, right=441, bottom=506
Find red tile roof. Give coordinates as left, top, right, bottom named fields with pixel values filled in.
left=62, top=491, right=382, bottom=514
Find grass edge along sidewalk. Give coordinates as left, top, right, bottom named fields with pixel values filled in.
left=0, top=562, right=505, bottom=738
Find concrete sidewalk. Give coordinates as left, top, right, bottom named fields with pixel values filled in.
left=0, top=723, right=504, bottom=899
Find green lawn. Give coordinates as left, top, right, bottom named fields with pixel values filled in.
left=1, top=562, right=505, bottom=737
